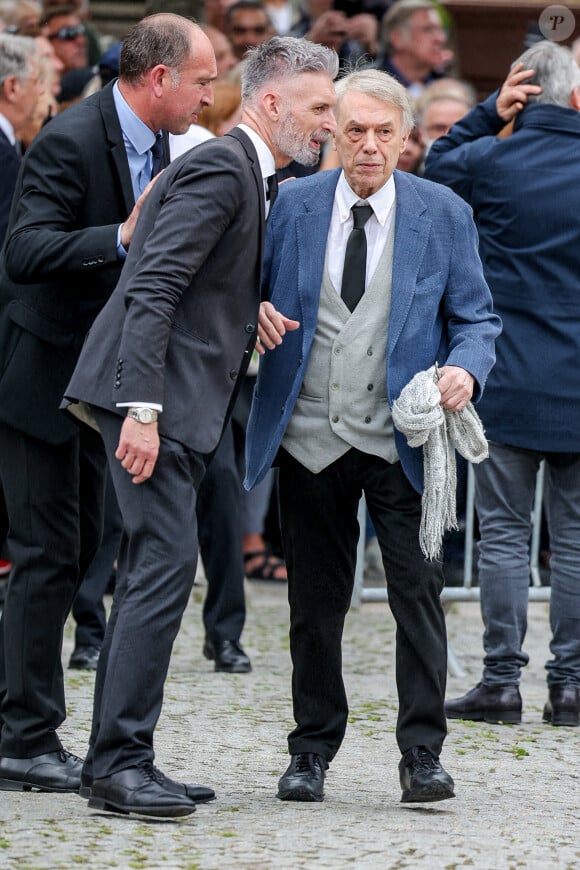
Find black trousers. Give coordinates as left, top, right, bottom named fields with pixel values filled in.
left=278, top=448, right=447, bottom=762
left=0, top=420, right=106, bottom=756
left=86, top=409, right=207, bottom=780
left=197, top=420, right=246, bottom=645
left=72, top=471, right=121, bottom=649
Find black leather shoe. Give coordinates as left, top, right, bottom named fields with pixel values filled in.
left=203, top=638, right=252, bottom=673
left=445, top=682, right=522, bottom=724
left=399, top=746, right=455, bottom=803
left=0, top=750, right=83, bottom=793
left=542, top=685, right=579, bottom=727
left=69, top=644, right=101, bottom=671
left=80, top=768, right=215, bottom=803
left=277, top=753, right=327, bottom=802
left=87, top=764, right=197, bottom=817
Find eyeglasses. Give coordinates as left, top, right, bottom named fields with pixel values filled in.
left=47, top=24, right=86, bottom=41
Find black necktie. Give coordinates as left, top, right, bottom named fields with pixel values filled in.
left=150, top=134, right=164, bottom=180
left=341, top=204, right=374, bottom=312
left=266, top=173, right=278, bottom=211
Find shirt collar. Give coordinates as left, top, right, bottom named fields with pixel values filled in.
left=336, top=171, right=396, bottom=227
left=113, top=81, right=157, bottom=155
left=237, top=123, right=276, bottom=181
left=0, top=112, right=16, bottom=146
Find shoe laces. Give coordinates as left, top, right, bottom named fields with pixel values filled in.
left=294, top=753, right=325, bottom=774
left=405, top=746, right=439, bottom=771
left=57, top=749, right=82, bottom=764
left=137, top=762, right=165, bottom=785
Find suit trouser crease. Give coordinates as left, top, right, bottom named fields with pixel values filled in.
left=86, top=409, right=205, bottom=780
left=278, top=448, right=447, bottom=762
left=475, top=441, right=580, bottom=686
left=0, top=421, right=106, bottom=756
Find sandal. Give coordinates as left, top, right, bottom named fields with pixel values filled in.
left=243, top=550, right=287, bottom=581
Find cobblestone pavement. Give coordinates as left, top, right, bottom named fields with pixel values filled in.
left=0, top=573, right=578, bottom=869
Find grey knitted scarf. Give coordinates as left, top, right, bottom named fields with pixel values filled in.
left=392, top=366, right=488, bottom=560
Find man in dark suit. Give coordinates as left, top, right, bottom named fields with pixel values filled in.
left=246, top=69, right=500, bottom=805
left=64, top=36, right=338, bottom=818
left=0, top=33, right=43, bottom=242
left=0, top=14, right=216, bottom=798
left=0, top=33, right=44, bottom=585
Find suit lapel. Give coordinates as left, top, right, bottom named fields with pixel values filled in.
left=99, top=82, right=135, bottom=214
left=226, top=126, right=265, bottom=231
left=295, top=170, right=340, bottom=333
left=388, top=171, right=431, bottom=356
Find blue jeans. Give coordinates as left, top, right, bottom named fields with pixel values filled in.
left=475, top=442, right=580, bottom=687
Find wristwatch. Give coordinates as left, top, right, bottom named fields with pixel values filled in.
left=126, top=407, right=158, bottom=424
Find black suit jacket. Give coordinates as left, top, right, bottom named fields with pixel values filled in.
left=65, top=127, right=265, bottom=456
left=0, top=82, right=170, bottom=445
left=0, top=127, right=21, bottom=247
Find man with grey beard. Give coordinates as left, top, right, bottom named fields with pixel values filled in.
left=64, top=36, right=338, bottom=819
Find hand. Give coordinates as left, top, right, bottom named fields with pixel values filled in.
left=120, top=173, right=162, bottom=250
left=307, top=11, right=348, bottom=51
left=256, top=301, right=300, bottom=355
left=496, top=62, right=542, bottom=122
left=436, top=365, right=474, bottom=412
left=115, top=416, right=160, bottom=484
left=347, top=14, right=379, bottom=56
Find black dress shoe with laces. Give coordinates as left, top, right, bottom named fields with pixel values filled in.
left=80, top=768, right=215, bottom=803
left=399, top=746, right=455, bottom=803
left=445, top=682, right=522, bottom=724
left=542, top=685, right=579, bottom=726
left=277, top=753, right=328, bottom=802
left=69, top=644, right=101, bottom=671
left=87, top=764, right=198, bottom=817
left=0, top=749, right=83, bottom=793
left=203, top=638, right=252, bottom=673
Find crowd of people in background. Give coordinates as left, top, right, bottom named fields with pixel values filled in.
left=0, top=0, right=578, bottom=819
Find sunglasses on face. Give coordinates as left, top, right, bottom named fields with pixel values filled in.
left=47, top=24, right=86, bottom=41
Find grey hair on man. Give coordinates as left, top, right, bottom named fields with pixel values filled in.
left=335, top=68, right=414, bottom=134
left=0, top=32, right=38, bottom=86
left=381, top=0, right=437, bottom=54
left=241, top=36, right=339, bottom=104
left=515, top=40, right=580, bottom=108
left=119, top=13, right=201, bottom=85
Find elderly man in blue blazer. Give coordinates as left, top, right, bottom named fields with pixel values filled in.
left=245, top=69, right=501, bottom=805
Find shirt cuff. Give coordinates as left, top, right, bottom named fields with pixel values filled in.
left=116, top=224, right=128, bottom=260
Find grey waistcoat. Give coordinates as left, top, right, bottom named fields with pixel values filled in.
left=282, top=214, right=399, bottom=473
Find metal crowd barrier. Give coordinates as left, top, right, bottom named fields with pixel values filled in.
left=350, top=461, right=550, bottom=676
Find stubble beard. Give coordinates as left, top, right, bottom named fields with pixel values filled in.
left=274, top=110, right=329, bottom=167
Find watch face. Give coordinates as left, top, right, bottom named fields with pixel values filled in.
left=139, top=408, right=154, bottom=423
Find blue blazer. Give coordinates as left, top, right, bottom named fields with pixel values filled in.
left=245, top=169, right=501, bottom=494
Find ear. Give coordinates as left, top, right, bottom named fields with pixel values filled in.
left=2, top=75, right=18, bottom=105
left=399, top=130, right=410, bottom=153
left=149, top=64, right=171, bottom=97
left=570, top=85, right=580, bottom=112
left=261, top=90, right=281, bottom=121
left=389, top=26, right=406, bottom=52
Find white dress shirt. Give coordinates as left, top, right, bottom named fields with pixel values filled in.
left=237, top=123, right=276, bottom=219
left=326, top=172, right=396, bottom=295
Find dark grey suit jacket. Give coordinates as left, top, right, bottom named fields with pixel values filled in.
left=65, top=127, right=265, bottom=456
left=0, top=82, right=150, bottom=444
